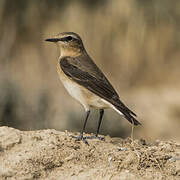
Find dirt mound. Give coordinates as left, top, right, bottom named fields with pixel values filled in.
left=0, top=126, right=180, bottom=180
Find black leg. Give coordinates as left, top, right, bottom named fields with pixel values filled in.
left=86, top=109, right=105, bottom=141
left=71, top=110, right=90, bottom=144
left=80, top=110, right=90, bottom=137
left=95, top=109, right=104, bottom=137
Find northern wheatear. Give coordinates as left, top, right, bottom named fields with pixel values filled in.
left=45, top=32, right=141, bottom=143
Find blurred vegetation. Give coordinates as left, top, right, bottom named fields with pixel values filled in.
left=0, top=0, right=180, bottom=140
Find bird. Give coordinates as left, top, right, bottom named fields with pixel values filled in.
left=45, top=32, right=141, bottom=144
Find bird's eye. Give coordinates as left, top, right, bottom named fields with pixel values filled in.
left=66, top=36, right=73, bottom=41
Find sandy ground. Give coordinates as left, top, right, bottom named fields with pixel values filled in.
left=0, top=126, right=180, bottom=180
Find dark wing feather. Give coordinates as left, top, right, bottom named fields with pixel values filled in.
left=60, top=56, right=141, bottom=125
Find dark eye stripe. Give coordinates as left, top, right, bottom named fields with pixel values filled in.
left=66, top=36, right=73, bottom=41
left=61, top=36, right=73, bottom=42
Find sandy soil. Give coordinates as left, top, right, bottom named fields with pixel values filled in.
left=0, top=126, right=180, bottom=180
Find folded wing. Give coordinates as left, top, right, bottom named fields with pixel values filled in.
left=60, top=55, right=141, bottom=125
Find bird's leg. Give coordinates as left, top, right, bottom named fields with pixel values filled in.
left=86, top=109, right=105, bottom=141
left=96, top=109, right=104, bottom=137
left=71, top=110, right=90, bottom=145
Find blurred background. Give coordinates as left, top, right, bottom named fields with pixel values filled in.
left=0, top=0, right=180, bottom=142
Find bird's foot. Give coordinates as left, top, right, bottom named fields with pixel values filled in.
left=86, top=135, right=105, bottom=141
left=71, top=135, right=89, bottom=145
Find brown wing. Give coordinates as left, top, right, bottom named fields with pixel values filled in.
left=60, top=55, right=119, bottom=101
left=60, top=55, right=140, bottom=125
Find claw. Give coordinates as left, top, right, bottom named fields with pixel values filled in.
left=86, top=135, right=105, bottom=141
left=71, top=135, right=89, bottom=145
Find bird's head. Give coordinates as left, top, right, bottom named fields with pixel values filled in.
left=45, top=32, right=85, bottom=57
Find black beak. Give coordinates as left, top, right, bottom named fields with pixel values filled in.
left=45, top=38, right=60, bottom=42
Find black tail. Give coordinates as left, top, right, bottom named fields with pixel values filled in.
left=123, top=110, right=141, bottom=126
left=113, top=101, right=141, bottom=126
